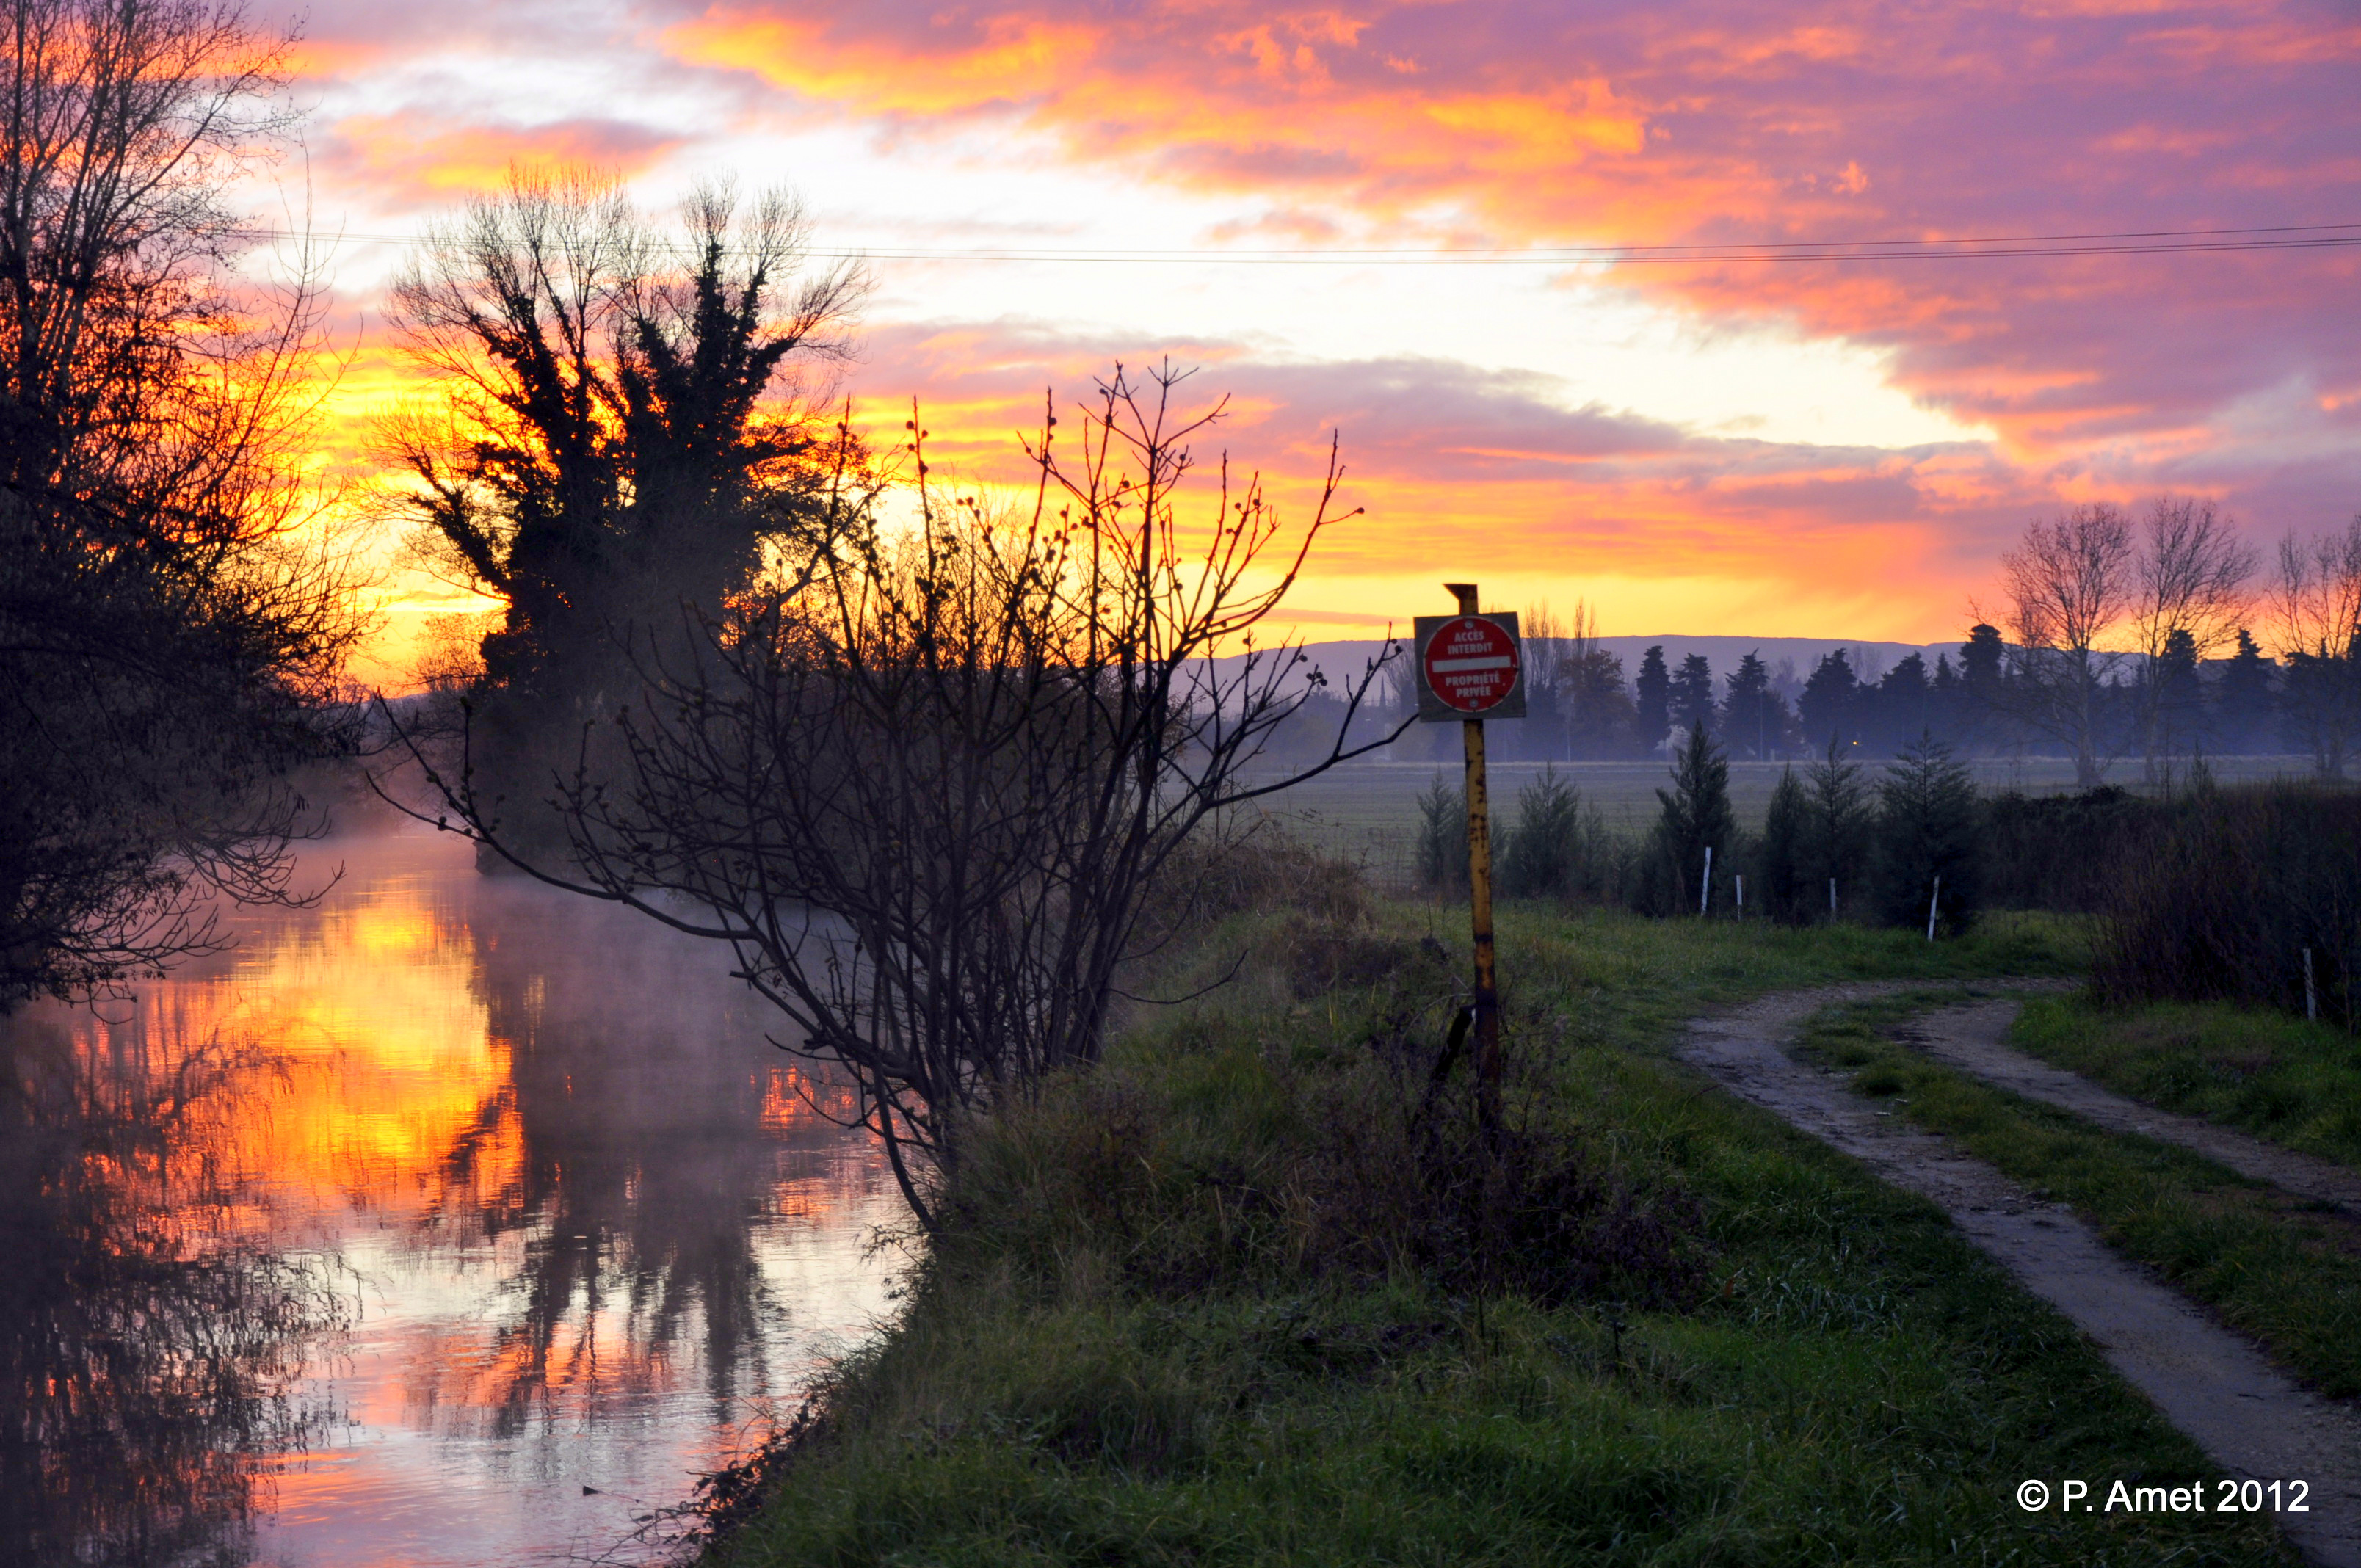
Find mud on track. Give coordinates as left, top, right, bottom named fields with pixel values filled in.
left=1678, top=982, right=2361, bottom=1567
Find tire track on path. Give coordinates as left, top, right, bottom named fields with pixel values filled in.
left=1893, top=999, right=2361, bottom=1214
left=1678, top=981, right=2361, bottom=1567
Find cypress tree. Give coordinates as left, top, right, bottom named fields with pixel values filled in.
left=1635, top=645, right=1671, bottom=753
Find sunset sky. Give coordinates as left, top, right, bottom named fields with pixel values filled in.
left=257, top=0, right=2361, bottom=682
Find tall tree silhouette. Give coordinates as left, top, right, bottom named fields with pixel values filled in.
left=1634, top=645, right=1670, bottom=753
left=388, top=172, right=865, bottom=855
left=1670, top=653, right=1715, bottom=738
left=0, top=0, right=363, bottom=1005
left=1799, top=648, right=1860, bottom=750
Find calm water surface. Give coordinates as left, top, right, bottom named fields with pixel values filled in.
left=0, top=828, right=902, bottom=1567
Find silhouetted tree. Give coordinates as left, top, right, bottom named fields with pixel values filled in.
left=386, top=170, right=866, bottom=857
left=1992, top=503, right=2134, bottom=785
left=1645, top=726, right=1736, bottom=915
left=1872, top=734, right=1980, bottom=932
left=0, top=0, right=363, bottom=1006
left=2271, top=515, right=2361, bottom=777
left=1929, top=653, right=1963, bottom=742
left=1959, top=623, right=2008, bottom=748
left=1806, top=736, right=1874, bottom=917
left=1757, top=767, right=1813, bottom=923
left=1634, top=645, right=1670, bottom=753
left=2216, top=629, right=2276, bottom=753
left=2127, top=496, right=2253, bottom=780
left=1671, top=653, right=1715, bottom=738
left=2146, top=627, right=2204, bottom=773
left=1721, top=650, right=1788, bottom=759
left=1799, top=648, right=1859, bottom=750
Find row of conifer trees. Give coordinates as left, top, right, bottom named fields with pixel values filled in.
left=1415, top=729, right=1982, bottom=932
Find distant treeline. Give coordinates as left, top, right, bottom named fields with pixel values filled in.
left=1408, top=727, right=2361, bottom=1028
left=1321, top=620, right=2293, bottom=767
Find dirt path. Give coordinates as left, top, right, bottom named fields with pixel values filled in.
left=1680, top=981, right=2361, bottom=1567
left=1894, top=999, right=2361, bottom=1213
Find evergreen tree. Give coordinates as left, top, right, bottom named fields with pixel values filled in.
left=1672, top=653, right=1716, bottom=738
left=1757, top=766, right=1814, bottom=923
left=2216, top=628, right=2274, bottom=755
left=1563, top=644, right=1636, bottom=758
left=1799, top=648, right=1860, bottom=749
left=1635, top=645, right=1671, bottom=753
left=1929, top=653, right=1963, bottom=744
left=1499, top=767, right=1592, bottom=899
left=1805, top=736, right=1874, bottom=917
left=1959, top=623, right=2007, bottom=747
left=1416, top=774, right=1468, bottom=892
left=1871, top=734, right=1981, bottom=932
left=1722, top=650, right=1788, bottom=759
left=1870, top=652, right=1930, bottom=752
left=2149, top=626, right=2204, bottom=772
left=1647, top=726, right=1738, bottom=914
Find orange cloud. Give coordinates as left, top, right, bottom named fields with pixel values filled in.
left=649, top=0, right=2361, bottom=496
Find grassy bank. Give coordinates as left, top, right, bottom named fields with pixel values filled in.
left=703, top=907, right=2291, bottom=1567
left=2011, top=993, right=2361, bottom=1167
left=1804, top=994, right=2361, bottom=1398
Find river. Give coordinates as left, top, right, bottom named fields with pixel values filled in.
left=0, top=827, right=903, bottom=1567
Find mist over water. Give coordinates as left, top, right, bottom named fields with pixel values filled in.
left=0, top=827, right=902, bottom=1568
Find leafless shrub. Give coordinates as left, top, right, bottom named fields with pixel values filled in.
left=2271, top=515, right=2361, bottom=777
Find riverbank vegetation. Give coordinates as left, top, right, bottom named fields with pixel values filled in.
left=690, top=892, right=2292, bottom=1567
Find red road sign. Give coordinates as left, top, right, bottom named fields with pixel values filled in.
left=1421, top=615, right=1522, bottom=714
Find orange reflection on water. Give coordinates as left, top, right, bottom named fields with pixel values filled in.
left=59, top=868, right=514, bottom=1232
left=7, top=829, right=901, bottom=1568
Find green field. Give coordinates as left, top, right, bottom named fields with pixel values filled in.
left=1241, top=753, right=2326, bottom=889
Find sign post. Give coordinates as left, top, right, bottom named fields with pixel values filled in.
left=1413, top=585, right=1525, bottom=1136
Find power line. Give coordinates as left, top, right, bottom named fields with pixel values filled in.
left=275, top=219, right=2361, bottom=265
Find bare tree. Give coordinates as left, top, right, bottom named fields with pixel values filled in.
left=2128, top=496, right=2254, bottom=779
left=2271, top=515, right=2361, bottom=776
left=0, top=0, right=364, bottom=1006
left=394, top=364, right=1405, bottom=1227
left=1994, top=503, right=2134, bottom=786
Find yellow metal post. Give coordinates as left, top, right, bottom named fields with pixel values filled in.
left=1446, top=581, right=1503, bottom=1135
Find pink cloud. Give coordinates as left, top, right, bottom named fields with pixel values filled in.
left=648, top=0, right=2360, bottom=526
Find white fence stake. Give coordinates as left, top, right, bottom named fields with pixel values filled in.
left=1829, top=876, right=1838, bottom=916
left=1926, top=874, right=1942, bottom=941
left=1736, top=874, right=1744, bottom=918
left=1700, top=846, right=1713, bottom=915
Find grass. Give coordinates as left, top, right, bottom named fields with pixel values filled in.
left=703, top=901, right=2304, bottom=1558
left=2010, top=992, right=2361, bottom=1168
left=701, top=903, right=2298, bottom=1567
left=1802, top=993, right=2361, bottom=1399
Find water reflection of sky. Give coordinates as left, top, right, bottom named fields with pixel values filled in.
left=0, top=828, right=902, bottom=1568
